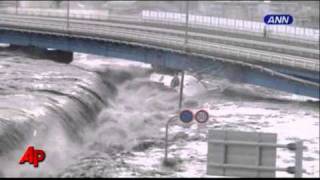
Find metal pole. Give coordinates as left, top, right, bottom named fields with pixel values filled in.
left=179, top=0, right=189, bottom=110
left=178, top=71, right=185, bottom=110
left=15, top=0, right=18, bottom=15
left=164, top=116, right=178, bottom=164
left=67, top=0, right=70, bottom=29
left=184, top=0, right=189, bottom=46
left=294, top=141, right=303, bottom=178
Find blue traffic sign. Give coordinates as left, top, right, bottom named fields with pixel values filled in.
left=179, top=110, right=193, bottom=123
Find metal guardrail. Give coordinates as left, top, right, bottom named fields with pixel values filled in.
left=0, top=9, right=319, bottom=72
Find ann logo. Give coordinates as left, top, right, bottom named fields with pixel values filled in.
left=264, top=14, right=293, bottom=25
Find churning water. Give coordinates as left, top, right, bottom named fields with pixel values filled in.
left=0, top=49, right=319, bottom=177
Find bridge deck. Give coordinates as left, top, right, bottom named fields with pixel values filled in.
left=1, top=13, right=318, bottom=60
left=0, top=12, right=319, bottom=73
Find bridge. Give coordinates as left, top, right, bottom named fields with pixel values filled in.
left=0, top=8, right=319, bottom=99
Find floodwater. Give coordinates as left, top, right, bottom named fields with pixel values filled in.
left=0, top=48, right=319, bottom=177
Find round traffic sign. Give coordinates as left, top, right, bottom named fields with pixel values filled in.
left=195, top=110, right=209, bottom=123
left=179, top=110, right=193, bottom=123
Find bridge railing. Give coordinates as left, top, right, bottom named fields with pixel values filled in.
left=141, top=10, right=320, bottom=43
left=1, top=7, right=318, bottom=44
left=1, top=7, right=110, bottom=20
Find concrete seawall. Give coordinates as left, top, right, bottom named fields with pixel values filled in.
left=0, top=49, right=116, bottom=159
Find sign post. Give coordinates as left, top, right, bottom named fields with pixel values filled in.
left=164, top=115, right=178, bottom=164
left=178, top=0, right=190, bottom=111
left=163, top=110, right=193, bottom=165
left=294, top=141, right=303, bottom=178
left=178, top=71, right=185, bottom=110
